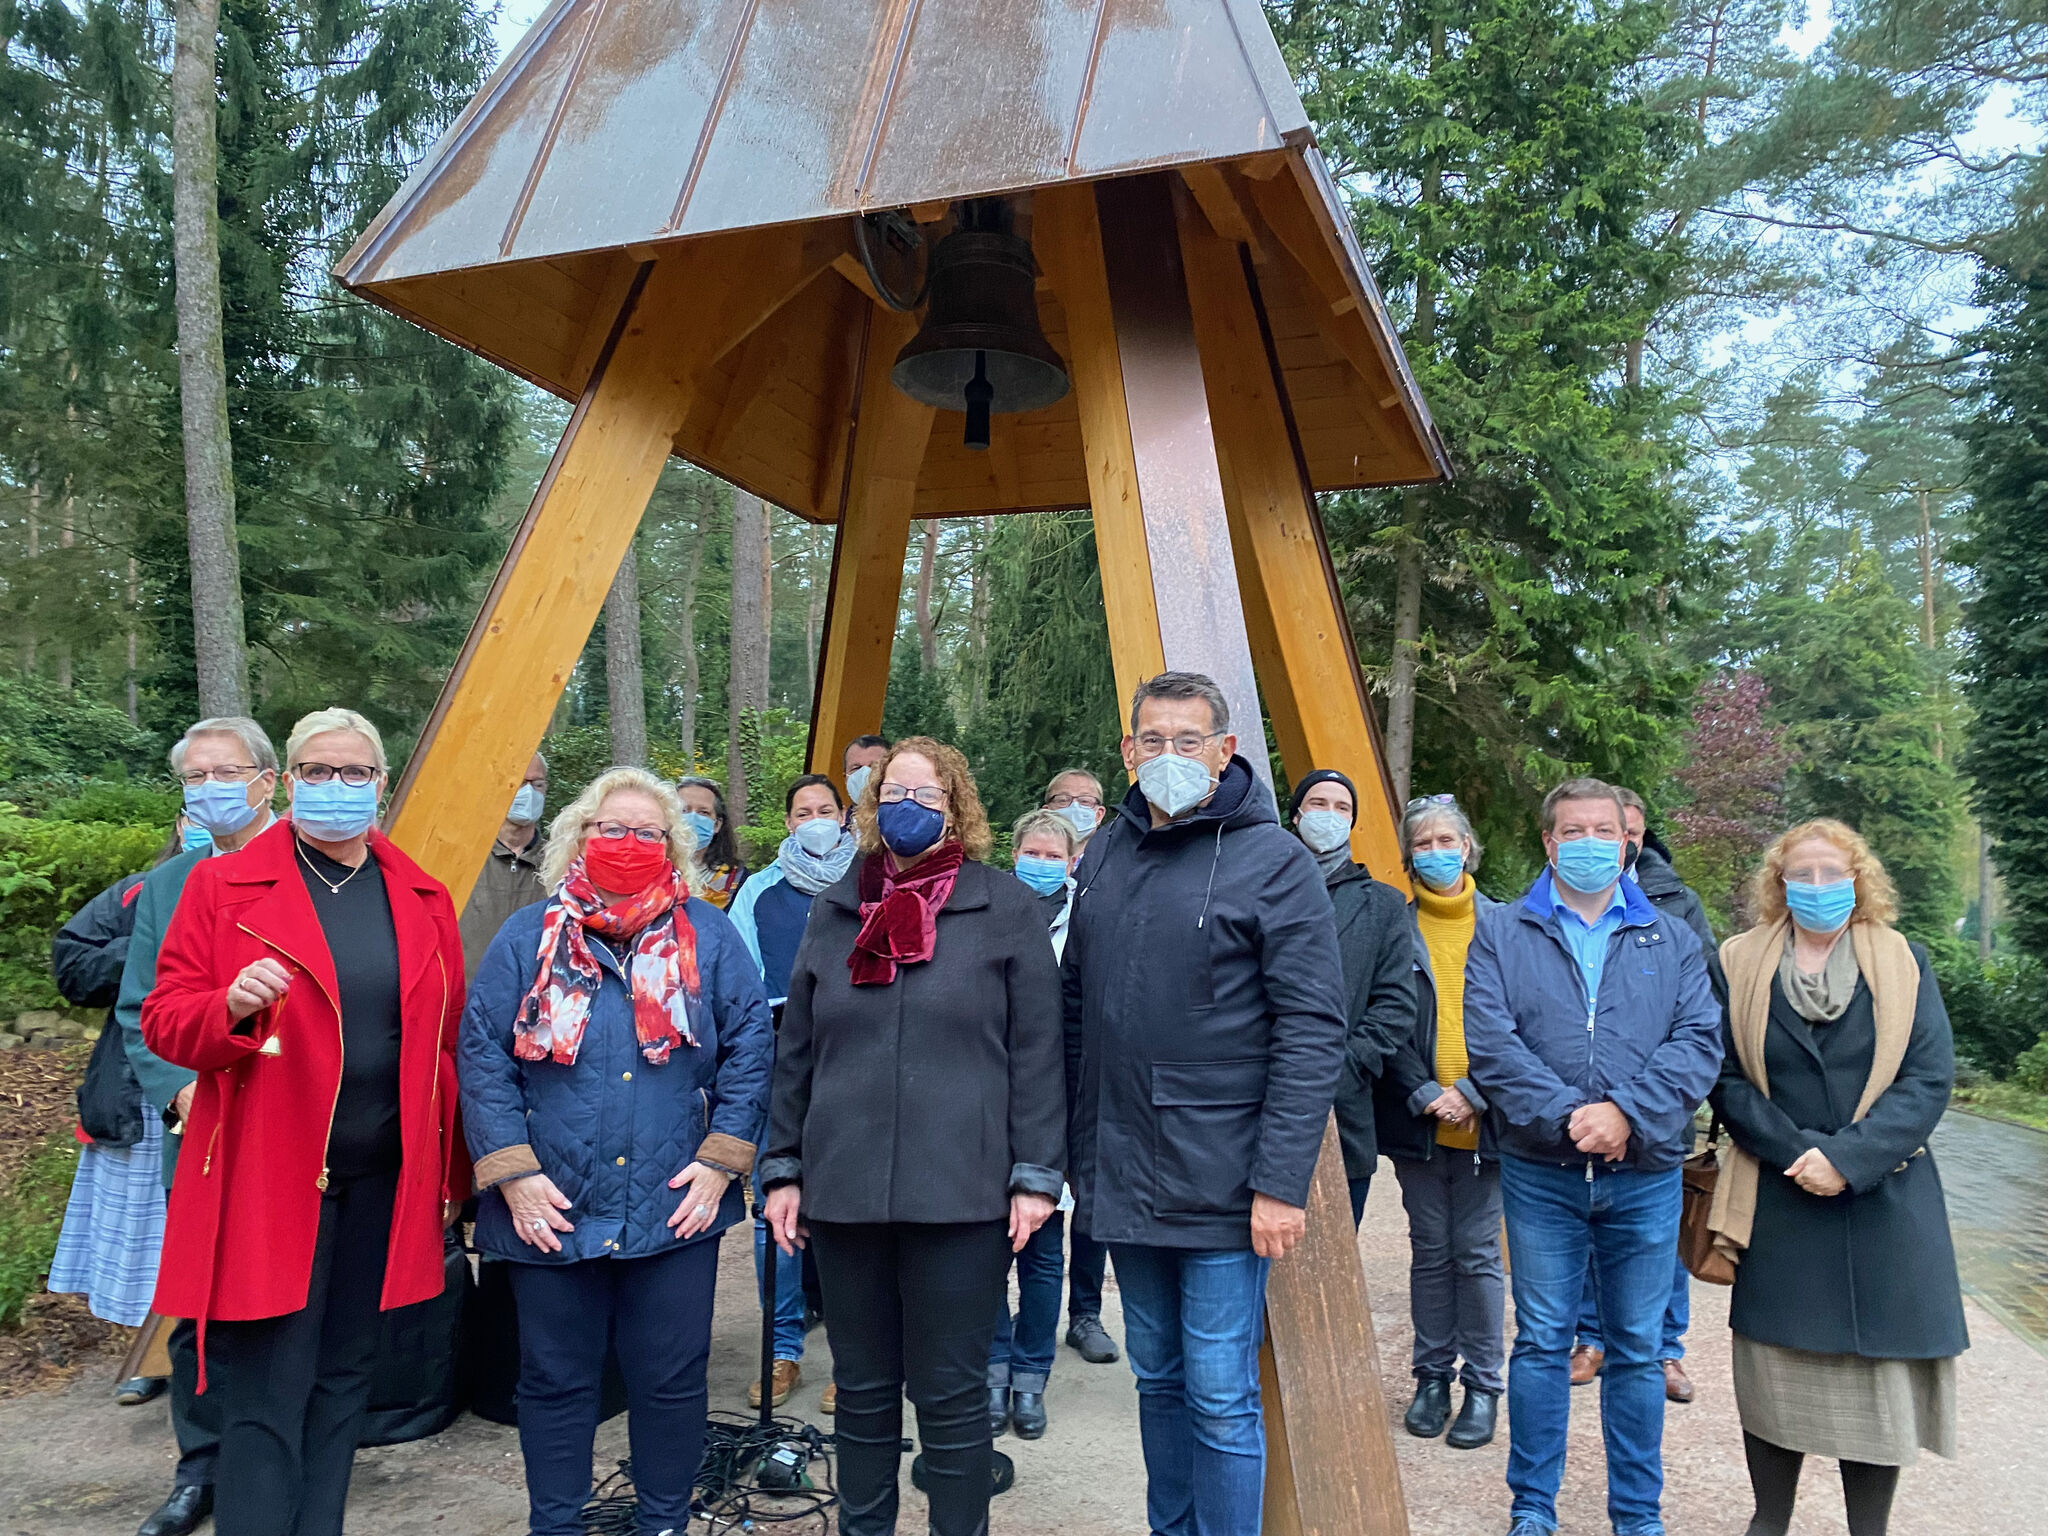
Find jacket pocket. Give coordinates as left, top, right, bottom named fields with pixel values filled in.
left=1151, top=1058, right=1265, bottom=1217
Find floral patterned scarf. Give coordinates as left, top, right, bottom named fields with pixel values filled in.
left=849, top=842, right=964, bottom=987
left=515, top=859, right=702, bottom=1066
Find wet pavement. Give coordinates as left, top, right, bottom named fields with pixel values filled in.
left=1932, top=1108, right=2048, bottom=1353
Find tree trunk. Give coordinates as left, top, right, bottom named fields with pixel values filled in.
left=1917, top=488, right=1943, bottom=762
left=125, top=555, right=140, bottom=725
left=1385, top=499, right=1424, bottom=808
left=1978, top=825, right=1995, bottom=961
left=967, top=516, right=992, bottom=717
left=726, top=489, right=771, bottom=825
left=22, top=475, right=38, bottom=673
left=172, top=0, right=249, bottom=716
left=677, top=483, right=708, bottom=766
left=55, top=457, right=75, bottom=692
left=805, top=522, right=829, bottom=703
left=604, top=538, right=648, bottom=766
left=914, top=519, right=940, bottom=670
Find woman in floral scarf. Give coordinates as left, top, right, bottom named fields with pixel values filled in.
left=459, top=767, right=772, bottom=1536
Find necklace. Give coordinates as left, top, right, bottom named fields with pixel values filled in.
left=298, top=835, right=368, bottom=895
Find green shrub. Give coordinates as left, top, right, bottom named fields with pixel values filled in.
left=0, top=805, right=165, bottom=1011
left=46, top=782, right=182, bottom=827
left=1928, top=936, right=2048, bottom=1079
left=2013, top=1036, right=2048, bottom=1095
left=0, top=673, right=158, bottom=785
left=0, top=1136, right=81, bottom=1326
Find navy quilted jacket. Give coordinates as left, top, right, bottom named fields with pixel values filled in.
left=460, top=894, right=773, bottom=1264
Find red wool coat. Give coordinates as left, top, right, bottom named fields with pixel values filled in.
left=143, top=820, right=468, bottom=1333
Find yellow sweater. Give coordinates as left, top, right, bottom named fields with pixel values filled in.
left=1415, top=875, right=1479, bottom=1150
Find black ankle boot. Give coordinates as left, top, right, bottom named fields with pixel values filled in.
left=988, top=1382, right=1011, bottom=1437
left=1445, top=1386, right=1498, bottom=1449
left=1404, top=1375, right=1453, bottom=1438
left=1010, top=1389, right=1047, bottom=1439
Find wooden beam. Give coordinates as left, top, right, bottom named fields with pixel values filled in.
left=803, top=302, right=934, bottom=775
left=1034, top=181, right=1166, bottom=718
left=386, top=229, right=854, bottom=909
left=1181, top=161, right=1262, bottom=256
left=1263, top=1118, right=1413, bottom=1536
left=1177, top=198, right=1408, bottom=884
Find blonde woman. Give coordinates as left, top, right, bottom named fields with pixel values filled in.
left=1708, top=819, right=1965, bottom=1536
left=762, top=737, right=1064, bottom=1536
left=461, top=767, right=772, bottom=1536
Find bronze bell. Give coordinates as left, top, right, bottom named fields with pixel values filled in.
left=892, top=200, right=1069, bottom=450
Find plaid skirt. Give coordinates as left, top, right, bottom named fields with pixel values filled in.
left=1733, top=1331, right=1958, bottom=1466
left=48, top=1105, right=166, bottom=1328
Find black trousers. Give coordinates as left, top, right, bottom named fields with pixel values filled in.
left=810, top=1220, right=1012, bottom=1536
left=167, top=1315, right=221, bottom=1488
left=204, top=1170, right=397, bottom=1536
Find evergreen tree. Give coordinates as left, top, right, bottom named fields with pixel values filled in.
left=1962, top=245, right=2048, bottom=960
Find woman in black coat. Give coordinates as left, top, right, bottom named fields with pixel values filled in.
left=762, top=737, right=1065, bottom=1536
left=1709, top=819, right=1965, bottom=1536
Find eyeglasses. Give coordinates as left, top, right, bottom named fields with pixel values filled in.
left=1133, top=730, right=1223, bottom=759
left=1405, top=793, right=1458, bottom=810
left=878, top=784, right=948, bottom=810
left=587, top=821, right=666, bottom=844
left=177, top=765, right=263, bottom=787
left=1044, top=792, right=1103, bottom=809
left=290, top=763, right=380, bottom=787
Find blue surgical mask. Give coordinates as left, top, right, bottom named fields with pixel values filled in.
left=1136, top=752, right=1215, bottom=820
left=183, top=778, right=262, bottom=836
left=1785, top=877, right=1856, bottom=933
left=876, top=798, right=946, bottom=857
left=1297, top=809, right=1352, bottom=855
left=1412, top=849, right=1465, bottom=892
left=1553, top=836, right=1623, bottom=894
left=292, top=779, right=378, bottom=841
left=683, top=811, right=717, bottom=850
left=792, top=817, right=844, bottom=857
left=181, top=822, right=216, bottom=854
left=1055, top=801, right=1101, bottom=838
left=509, top=783, right=545, bottom=825
left=846, top=765, right=873, bottom=804
left=1014, top=855, right=1069, bottom=896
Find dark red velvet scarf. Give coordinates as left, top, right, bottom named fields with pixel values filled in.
left=849, top=842, right=964, bottom=986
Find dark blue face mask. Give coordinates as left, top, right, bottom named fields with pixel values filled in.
left=876, top=798, right=946, bottom=857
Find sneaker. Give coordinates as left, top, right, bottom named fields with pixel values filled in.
left=1065, top=1315, right=1119, bottom=1363
left=748, top=1358, right=801, bottom=1409
left=114, top=1375, right=168, bottom=1407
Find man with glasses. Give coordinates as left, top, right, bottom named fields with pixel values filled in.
left=1037, top=768, right=1120, bottom=1365
left=459, top=752, right=550, bottom=977
left=115, top=718, right=280, bottom=1536
left=1062, top=672, right=1346, bottom=1536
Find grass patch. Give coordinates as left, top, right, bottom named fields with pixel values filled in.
left=0, top=1136, right=80, bottom=1326
left=1951, top=1080, right=2048, bottom=1135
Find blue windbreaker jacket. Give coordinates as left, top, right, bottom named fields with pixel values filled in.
left=1462, top=868, right=1721, bottom=1172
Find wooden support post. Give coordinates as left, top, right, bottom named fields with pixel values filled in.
left=1176, top=189, right=1408, bottom=885
left=1035, top=173, right=1267, bottom=774
left=386, top=227, right=844, bottom=907
left=803, top=303, right=934, bottom=777
left=1261, top=1118, right=1412, bottom=1536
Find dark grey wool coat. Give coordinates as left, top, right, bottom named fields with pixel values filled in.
left=761, top=855, right=1066, bottom=1223
left=1710, top=946, right=1968, bottom=1359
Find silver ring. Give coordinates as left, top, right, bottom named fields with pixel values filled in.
left=529, top=1218, right=547, bottom=1231
left=695, top=1205, right=711, bottom=1218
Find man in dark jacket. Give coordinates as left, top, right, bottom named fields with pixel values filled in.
left=1285, top=767, right=1415, bottom=1224
left=1463, top=777, right=1721, bottom=1536
left=1569, top=789, right=1728, bottom=1404
left=1064, top=673, right=1347, bottom=1536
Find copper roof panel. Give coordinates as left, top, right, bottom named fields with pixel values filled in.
left=854, top=1, right=1102, bottom=211
left=506, top=0, right=757, bottom=263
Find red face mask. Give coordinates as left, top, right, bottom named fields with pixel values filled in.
left=583, top=835, right=672, bottom=896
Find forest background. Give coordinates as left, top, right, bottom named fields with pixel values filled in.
left=4, top=0, right=2048, bottom=1099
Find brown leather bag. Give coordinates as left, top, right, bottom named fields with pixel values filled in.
left=1678, top=1117, right=1736, bottom=1285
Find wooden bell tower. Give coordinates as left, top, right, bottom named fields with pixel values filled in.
left=339, top=4, right=1449, bottom=1531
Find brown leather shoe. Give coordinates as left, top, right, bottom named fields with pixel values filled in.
left=1662, top=1359, right=1695, bottom=1403
left=1569, top=1344, right=1604, bottom=1386
left=748, top=1358, right=801, bottom=1409
left=820, top=1379, right=837, bottom=1415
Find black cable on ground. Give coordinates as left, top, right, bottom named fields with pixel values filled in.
left=580, top=1412, right=839, bottom=1535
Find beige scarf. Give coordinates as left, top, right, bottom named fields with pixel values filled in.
left=1706, top=916, right=1918, bottom=1267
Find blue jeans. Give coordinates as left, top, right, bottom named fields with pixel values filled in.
left=1110, top=1244, right=1270, bottom=1536
left=754, top=1169, right=806, bottom=1362
left=1498, top=1156, right=1680, bottom=1536
left=990, top=1211, right=1064, bottom=1393
left=1068, top=1226, right=1109, bottom=1321
left=1574, top=1243, right=1689, bottom=1360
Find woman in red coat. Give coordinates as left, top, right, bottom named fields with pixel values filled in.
left=143, top=707, right=466, bottom=1536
